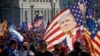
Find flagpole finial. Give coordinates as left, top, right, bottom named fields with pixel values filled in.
left=35, top=10, right=39, bottom=16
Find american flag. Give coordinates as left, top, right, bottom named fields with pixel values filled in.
left=22, top=20, right=28, bottom=31
left=84, top=12, right=100, bottom=55
left=43, top=0, right=84, bottom=51
left=76, top=0, right=100, bottom=56
left=33, top=16, right=43, bottom=27
left=69, top=0, right=100, bottom=55
left=43, top=8, right=83, bottom=50
left=43, top=0, right=100, bottom=55
left=33, top=16, right=46, bottom=32
left=43, top=9, right=68, bottom=50
left=28, top=23, right=33, bottom=30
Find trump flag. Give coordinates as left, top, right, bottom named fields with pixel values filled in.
left=43, top=0, right=100, bottom=56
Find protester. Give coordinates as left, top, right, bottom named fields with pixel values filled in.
left=60, top=45, right=68, bottom=56
left=66, top=41, right=90, bottom=56
left=35, top=40, right=54, bottom=56
left=30, top=39, right=37, bottom=54
left=19, top=45, right=28, bottom=56
left=3, top=39, right=18, bottom=56
left=52, top=44, right=68, bottom=56
left=0, top=40, right=4, bottom=56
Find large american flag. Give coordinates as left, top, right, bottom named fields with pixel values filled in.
left=43, top=8, right=83, bottom=50
left=43, top=0, right=100, bottom=56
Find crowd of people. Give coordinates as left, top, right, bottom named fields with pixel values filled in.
left=0, top=0, right=91, bottom=55
left=0, top=27, right=90, bottom=56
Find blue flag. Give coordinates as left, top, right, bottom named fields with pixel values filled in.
left=21, top=20, right=28, bottom=31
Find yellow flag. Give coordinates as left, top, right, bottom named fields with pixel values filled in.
left=2, top=19, right=7, bottom=32
left=0, top=19, right=7, bottom=37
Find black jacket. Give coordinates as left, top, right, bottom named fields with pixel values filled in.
left=30, top=44, right=37, bottom=54
left=35, top=51, right=54, bottom=56
left=66, top=50, right=90, bottom=56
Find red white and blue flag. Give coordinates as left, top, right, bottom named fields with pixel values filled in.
left=43, top=0, right=100, bottom=56
left=33, top=16, right=46, bottom=32
left=34, top=16, right=43, bottom=27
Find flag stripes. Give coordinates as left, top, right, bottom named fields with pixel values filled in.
left=84, top=28, right=100, bottom=56
left=43, top=23, right=58, bottom=40
left=47, top=35, right=66, bottom=51
left=46, top=29, right=63, bottom=42
left=83, top=30, right=96, bottom=56
left=47, top=32, right=65, bottom=44
left=43, top=9, right=70, bottom=51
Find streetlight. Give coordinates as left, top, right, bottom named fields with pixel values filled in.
left=35, top=10, right=39, bottom=16
left=30, top=5, right=34, bottom=23
left=53, top=0, right=56, bottom=17
left=22, top=3, right=23, bottom=23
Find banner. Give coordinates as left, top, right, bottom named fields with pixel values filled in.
left=43, top=0, right=100, bottom=56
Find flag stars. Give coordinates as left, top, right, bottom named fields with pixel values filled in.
left=70, top=6, right=72, bottom=8
left=74, top=14, right=77, bottom=16
left=72, top=9, right=74, bottom=12
left=77, top=6, right=79, bottom=9
left=81, top=16, right=83, bottom=18
left=92, top=31, right=95, bottom=34
left=80, top=20, right=82, bottom=22
left=75, top=10, right=78, bottom=12
left=82, top=0, right=85, bottom=2
left=79, top=11, right=81, bottom=13
left=69, top=0, right=91, bottom=26
left=96, top=24, right=98, bottom=27
left=95, top=20, right=97, bottom=23
left=78, top=23, right=81, bottom=26
left=94, top=28, right=97, bottom=31
left=89, top=16, right=92, bottom=18
left=76, top=18, right=79, bottom=21
left=78, top=15, right=80, bottom=17
left=73, top=6, right=75, bottom=8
